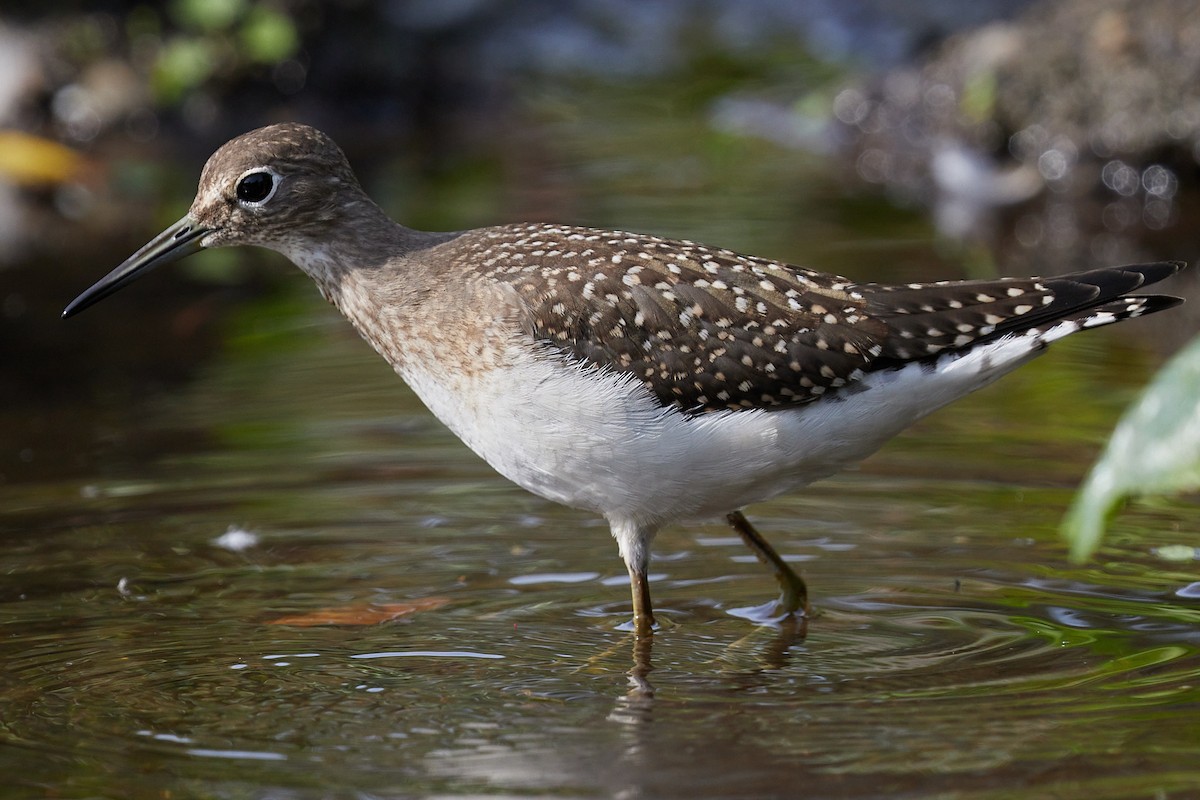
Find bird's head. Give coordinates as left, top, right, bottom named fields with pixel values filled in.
left=63, top=122, right=365, bottom=318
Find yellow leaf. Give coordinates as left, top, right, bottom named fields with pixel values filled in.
left=0, top=131, right=89, bottom=185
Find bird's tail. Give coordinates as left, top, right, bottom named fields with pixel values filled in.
left=870, top=260, right=1186, bottom=362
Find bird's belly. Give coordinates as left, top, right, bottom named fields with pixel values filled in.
left=397, top=347, right=791, bottom=520
left=395, top=334, right=1044, bottom=527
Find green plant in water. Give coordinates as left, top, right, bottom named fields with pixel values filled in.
left=1063, top=334, right=1200, bottom=561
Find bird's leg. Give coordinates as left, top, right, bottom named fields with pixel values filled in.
left=726, top=510, right=808, bottom=617
left=613, top=518, right=658, bottom=635
left=627, top=562, right=657, bottom=636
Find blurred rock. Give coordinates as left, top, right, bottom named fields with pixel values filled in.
left=0, top=21, right=43, bottom=127
left=831, top=0, right=1200, bottom=267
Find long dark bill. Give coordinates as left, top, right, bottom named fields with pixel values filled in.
left=62, top=216, right=212, bottom=318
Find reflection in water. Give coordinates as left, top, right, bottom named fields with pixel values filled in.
left=624, top=633, right=656, bottom=701
left=609, top=617, right=806, bottom=750
left=609, top=640, right=657, bottom=800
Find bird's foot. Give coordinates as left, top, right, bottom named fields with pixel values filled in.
left=727, top=596, right=811, bottom=628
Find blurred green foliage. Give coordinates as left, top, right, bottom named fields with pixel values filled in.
left=146, top=0, right=299, bottom=104
left=1063, top=334, right=1200, bottom=561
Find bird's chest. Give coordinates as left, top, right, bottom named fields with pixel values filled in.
left=392, top=328, right=667, bottom=511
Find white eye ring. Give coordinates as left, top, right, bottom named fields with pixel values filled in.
left=234, top=167, right=281, bottom=207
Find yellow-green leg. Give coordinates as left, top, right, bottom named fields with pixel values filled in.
left=627, top=563, right=657, bottom=636
left=726, top=510, right=808, bottom=616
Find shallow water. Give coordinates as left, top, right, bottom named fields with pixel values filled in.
left=5, top=84, right=1200, bottom=799
left=6, top=286, right=1200, bottom=798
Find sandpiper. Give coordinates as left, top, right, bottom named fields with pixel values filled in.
left=64, top=123, right=1185, bottom=635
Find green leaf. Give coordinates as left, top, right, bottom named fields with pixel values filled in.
left=170, top=0, right=246, bottom=31
left=1063, top=334, right=1200, bottom=561
left=240, top=7, right=299, bottom=64
left=152, top=37, right=217, bottom=103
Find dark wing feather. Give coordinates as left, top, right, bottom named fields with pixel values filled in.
left=865, top=261, right=1184, bottom=363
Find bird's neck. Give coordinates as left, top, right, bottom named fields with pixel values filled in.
left=275, top=202, right=462, bottom=368
left=277, top=197, right=448, bottom=300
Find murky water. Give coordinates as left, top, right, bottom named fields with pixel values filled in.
left=6, top=92, right=1200, bottom=798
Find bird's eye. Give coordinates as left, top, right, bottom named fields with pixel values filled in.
left=236, top=171, right=275, bottom=204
